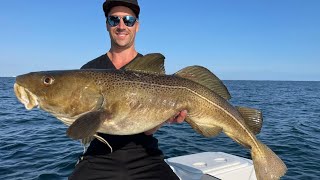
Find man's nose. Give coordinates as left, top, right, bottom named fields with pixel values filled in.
left=117, top=18, right=126, bottom=29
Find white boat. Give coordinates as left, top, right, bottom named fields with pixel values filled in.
left=166, top=152, right=257, bottom=180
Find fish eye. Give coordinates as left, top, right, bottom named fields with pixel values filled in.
left=42, top=76, right=54, bottom=86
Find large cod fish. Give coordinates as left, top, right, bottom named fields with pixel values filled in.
left=14, top=54, right=286, bottom=179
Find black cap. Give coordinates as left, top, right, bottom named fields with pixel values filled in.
left=103, top=0, right=140, bottom=18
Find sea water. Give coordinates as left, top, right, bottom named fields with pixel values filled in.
left=1, top=77, right=320, bottom=179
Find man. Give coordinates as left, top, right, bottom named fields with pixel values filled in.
left=69, top=0, right=187, bottom=179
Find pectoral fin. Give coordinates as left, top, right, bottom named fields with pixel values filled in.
left=80, top=136, right=95, bottom=146
left=236, top=106, right=263, bottom=135
left=67, top=110, right=112, bottom=140
left=186, top=118, right=222, bottom=137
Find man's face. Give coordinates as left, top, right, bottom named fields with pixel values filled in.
left=107, top=6, right=139, bottom=49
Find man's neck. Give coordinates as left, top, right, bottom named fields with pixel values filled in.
left=107, top=47, right=138, bottom=69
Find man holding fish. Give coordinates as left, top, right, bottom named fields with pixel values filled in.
left=69, top=0, right=185, bottom=179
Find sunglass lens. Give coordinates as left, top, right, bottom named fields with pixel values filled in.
left=123, top=16, right=136, bottom=27
left=107, top=16, right=120, bottom=26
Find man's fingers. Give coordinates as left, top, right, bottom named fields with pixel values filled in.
left=166, top=110, right=188, bottom=124
left=176, top=110, right=187, bottom=123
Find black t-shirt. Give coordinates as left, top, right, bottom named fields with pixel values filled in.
left=81, top=53, right=162, bottom=156
left=81, top=53, right=142, bottom=70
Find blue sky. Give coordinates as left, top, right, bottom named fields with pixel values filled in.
left=1, top=0, right=319, bottom=80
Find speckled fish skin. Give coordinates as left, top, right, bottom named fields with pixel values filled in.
left=14, top=68, right=286, bottom=180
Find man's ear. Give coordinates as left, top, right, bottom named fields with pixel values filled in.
left=136, top=21, right=139, bottom=32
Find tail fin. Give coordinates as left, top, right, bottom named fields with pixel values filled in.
left=252, top=142, right=287, bottom=180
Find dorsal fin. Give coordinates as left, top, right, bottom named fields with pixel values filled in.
left=124, top=53, right=165, bottom=74
left=174, top=66, right=231, bottom=100
left=236, top=106, right=263, bottom=135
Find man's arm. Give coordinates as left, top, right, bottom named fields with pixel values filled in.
left=144, top=110, right=187, bottom=135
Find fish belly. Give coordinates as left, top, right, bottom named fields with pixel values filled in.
left=98, top=85, right=187, bottom=135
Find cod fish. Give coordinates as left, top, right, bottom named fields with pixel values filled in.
left=14, top=54, right=286, bottom=179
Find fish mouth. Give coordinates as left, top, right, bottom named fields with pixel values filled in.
left=14, top=83, right=39, bottom=110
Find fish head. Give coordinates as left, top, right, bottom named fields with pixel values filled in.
left=14, top=70, right=104, bottom=123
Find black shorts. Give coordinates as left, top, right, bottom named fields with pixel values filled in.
left=69, top=134, right=179, bottom=180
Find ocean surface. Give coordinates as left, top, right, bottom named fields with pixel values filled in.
left=1, top=77, right=320, bottom=180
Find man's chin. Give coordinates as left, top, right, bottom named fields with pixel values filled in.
left=114, top=41, right=133, bottom=48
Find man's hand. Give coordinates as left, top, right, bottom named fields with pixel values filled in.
left=166, top=110, right=187, bottom=124
left=144, top=110, right=187, bottom=135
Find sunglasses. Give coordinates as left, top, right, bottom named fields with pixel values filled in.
left=107, top=16, right=138, bottom=27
